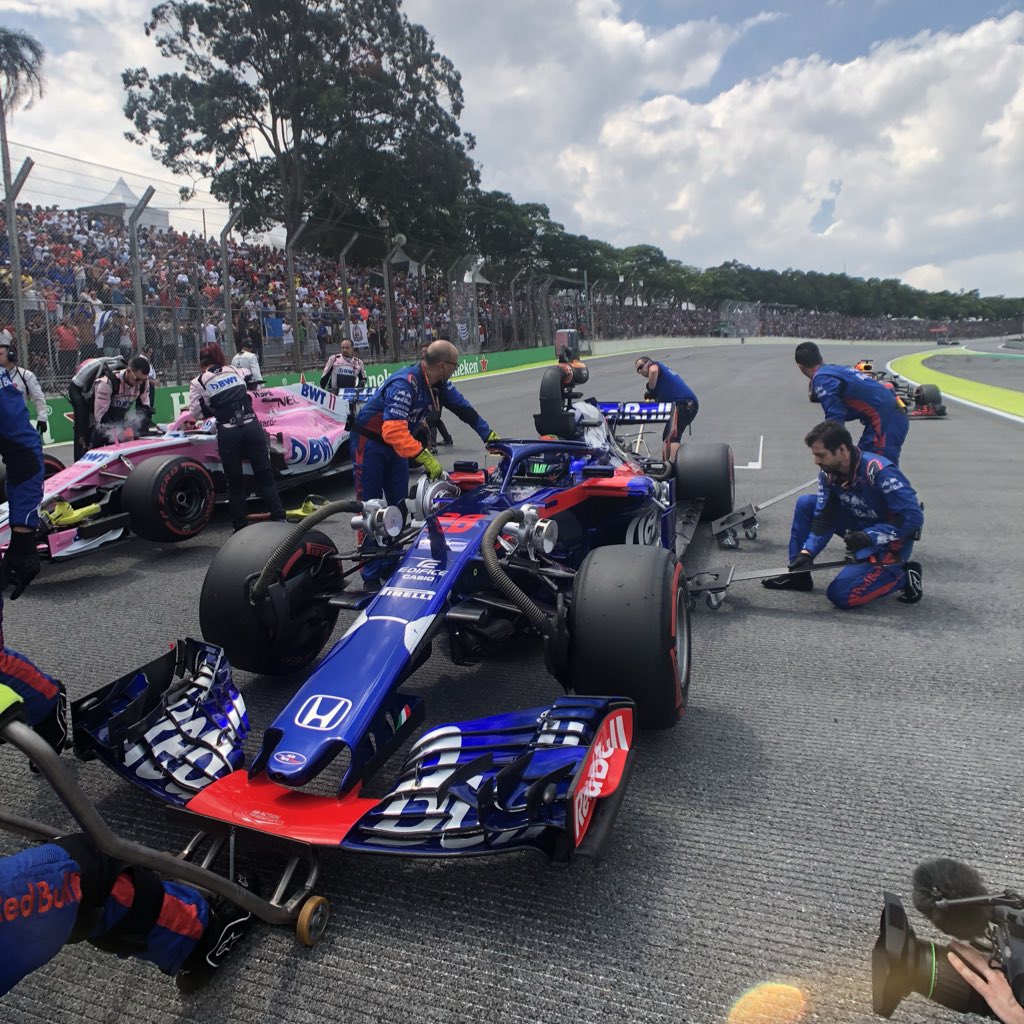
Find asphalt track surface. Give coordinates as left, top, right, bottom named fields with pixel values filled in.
left=3, top=342, right=1023, bottom=1024
left=917, top=350, right=1024, bottom=392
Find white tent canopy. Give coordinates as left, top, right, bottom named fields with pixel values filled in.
left=78, top=177, right=171, bottom=232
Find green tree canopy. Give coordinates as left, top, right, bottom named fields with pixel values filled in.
left=123, top=0, right=477, bottom=245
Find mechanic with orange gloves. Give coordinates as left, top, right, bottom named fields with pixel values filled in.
left=351, top=340, right=497, bottom=587
left=795, top=342, right=909, bottom=464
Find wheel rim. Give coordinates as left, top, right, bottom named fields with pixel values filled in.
left=672, top=583, right=691, bottom=700
left=169, top=474, right=209, bottom=525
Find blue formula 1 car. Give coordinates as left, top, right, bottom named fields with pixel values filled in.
left=70, top=364, right=733, bottom=939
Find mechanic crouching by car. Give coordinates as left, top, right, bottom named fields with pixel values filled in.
left=0, top=364, right=67, bottom=758
left=795, top=342, right=909, bottom=465
left=763, top=420, right=923, bottom=608
left=0, top=829, right=254, bottom=995
left=91, top=355, right=154, bottom=448
left=188, top=342, right=284, bottom=532
left=352, top=339, right=498, bottom=587
left=634, top=355, right=698, bottom=460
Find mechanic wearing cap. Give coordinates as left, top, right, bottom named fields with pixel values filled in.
left=0, top=824, right=254, bottom=995
left=795, top=342, right=909, bottom=465
left=0, top=362, right=66, bottom=758
left=762, top=420, right=923, bottom=608
left=634, top=355, right=698, bottom=460
left=0, top=341, right=48, bottom=437
left=188, top=342, right=284, bottom=532
left=352, top=340, right=498, bottom=587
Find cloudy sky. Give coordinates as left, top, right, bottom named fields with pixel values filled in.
left=4, top=0, right=1023, bottom=297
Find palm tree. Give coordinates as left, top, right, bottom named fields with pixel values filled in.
left=0, top=27, right=45, bottom=365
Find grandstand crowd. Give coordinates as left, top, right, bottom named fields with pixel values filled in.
left=1, top=202, right=1019, bottom=390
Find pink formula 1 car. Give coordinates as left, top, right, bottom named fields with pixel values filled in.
left=0, top=382, right=355, bottom=561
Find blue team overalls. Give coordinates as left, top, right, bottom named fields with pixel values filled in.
left=0, top=369, right=63, bottom=737
left=811, top=364, right=909, bottom=464
left=648, top=362, right=699, bottom=444
left=790, top=450, right=923, bottom=609
left=352, top=364, right=491, bottom=583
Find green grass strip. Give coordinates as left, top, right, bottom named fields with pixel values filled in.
left=890, top=351, right=1024, bottom=417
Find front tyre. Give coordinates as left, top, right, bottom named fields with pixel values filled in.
left=568, top=545, right=690, bottom=729
left=121, top=455, right=215, bottom=542
left=200, top=522, right=341, bottom=675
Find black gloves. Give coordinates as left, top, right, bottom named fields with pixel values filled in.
left=844, top=531, right=873, bottom=559
left=2, top=529, right=41, bottom=599
left=788, top=552, right=814, bottom=573
left=36, top=421, right=46, bottom=435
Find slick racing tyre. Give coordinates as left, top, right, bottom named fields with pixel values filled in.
left=916, top=383, right=942, bottom=407
left=568, top=545, right=690, bottom=729
left=674, top=442, right=734, bottom=521
left=200, top=522, right=341, bottom=675
left=121, top=455, right=215, bottom=542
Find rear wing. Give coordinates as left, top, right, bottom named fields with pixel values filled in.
left=597, top=400, right=676, bottom=425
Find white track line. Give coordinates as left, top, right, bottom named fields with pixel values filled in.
left=885, top=360, right=1024, bottom=426
left=735, top=434, right=764, bottom=469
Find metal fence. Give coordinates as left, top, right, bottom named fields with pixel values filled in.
left=3, top=143, right=1019, bottom=396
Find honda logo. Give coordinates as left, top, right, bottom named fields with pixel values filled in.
left=294, top=694, right=353, bottom=731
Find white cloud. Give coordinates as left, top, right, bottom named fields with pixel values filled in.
left=6, top=1, right=1024, bottom=294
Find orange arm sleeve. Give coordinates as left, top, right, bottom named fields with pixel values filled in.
left=381, top=419, right=423, bottom=457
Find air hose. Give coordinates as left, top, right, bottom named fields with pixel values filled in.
left=480, top=510, right=555, bottom=638
left=251, top=499, right=362, bottom=602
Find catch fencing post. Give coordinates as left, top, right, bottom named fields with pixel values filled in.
left=4, top=157, right=33, bottom=365
left=219, top=208, right=242, bottom=352
left=285, top=220, right=308, bottom=375
left=338, top=232, right=358, bottom=342
left=129, top=186, right=156, bottom=358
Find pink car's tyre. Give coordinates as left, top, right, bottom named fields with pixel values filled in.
left=121, top=455, right=215, bottom=542
left=43, top=454, right=65, bottom=478
left=199, top=522, right=341, bottom=675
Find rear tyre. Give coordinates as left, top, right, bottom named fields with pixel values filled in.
left=916, top=383, right=942, bottom=407
left=674, top=442, right=734, bottom=521
left=200, top=522, right=341, bottom=675
left=0, top=454, right=65, bottom=503
left=121, top=455, right=215, bottom=542
left=568, top=545, right=690, bottom=729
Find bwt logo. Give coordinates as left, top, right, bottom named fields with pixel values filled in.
left=300, top=382, right=335, bottom=409
left=289, top=435, right=334, bottom=465
left=294, top=694, right=353, bottom=731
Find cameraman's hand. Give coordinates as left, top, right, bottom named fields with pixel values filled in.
left=948, top=942, right=1024, bottom=1024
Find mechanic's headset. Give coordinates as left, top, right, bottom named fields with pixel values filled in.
left=0, top=342, right=15, bottom=361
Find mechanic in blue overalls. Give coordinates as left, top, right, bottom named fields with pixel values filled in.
left=795, top=342, right=909, bottom=464
left=634, top=355, right=698, bottom=460
left=762, top=420, right=923, bottom=607
left=352, top=340, right=498, bottom=587
left=0, top=821, right=254, bottom=995
left=0, top=364, right=66, bottom=756
left=188, top=342, right=284, bottom=532
left=0, top=366, right=254, bottom=994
